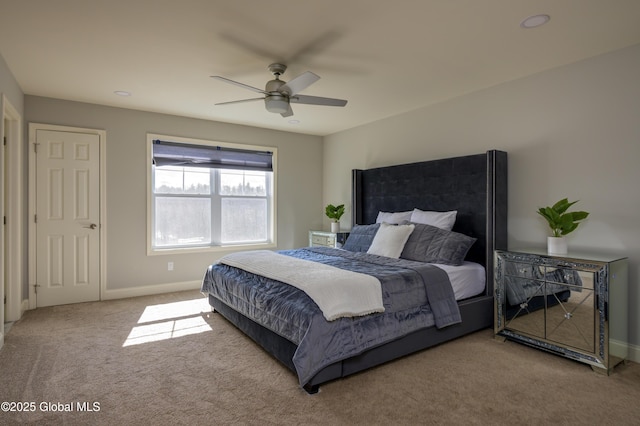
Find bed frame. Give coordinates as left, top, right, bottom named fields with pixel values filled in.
left=209, top=150, right=507, bottom=393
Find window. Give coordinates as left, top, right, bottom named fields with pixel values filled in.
left=148, top=134, right=276, bottom=252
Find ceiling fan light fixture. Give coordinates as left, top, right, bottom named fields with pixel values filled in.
left=265, top=96, right=289, bottom=114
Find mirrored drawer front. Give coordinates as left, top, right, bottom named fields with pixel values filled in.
left=503, top=261, right=543, bottom=280
left=311, top=235, right=335, bottom=246
left=503, top=261, right=593, bottom=290
left=545, top=268, right=594, bottom=290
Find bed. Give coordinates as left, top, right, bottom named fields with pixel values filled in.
left=201, top=150, right=508, bottom=393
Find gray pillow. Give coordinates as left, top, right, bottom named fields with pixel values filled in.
left=399, top=221, right=476, bottom=266
left=342, top=223, right=381, bottom=252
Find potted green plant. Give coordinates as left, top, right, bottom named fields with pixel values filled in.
left=537, top=198, right=589, bottom=254
left=325, top=204, right=345, bottom=233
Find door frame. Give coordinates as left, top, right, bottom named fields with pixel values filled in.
left=28, top=123, right=107, bottom=308
left=2, top=95, right=23, bottom=329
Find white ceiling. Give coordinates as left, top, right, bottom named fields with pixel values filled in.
left=1, top=1, right=640, bottom=136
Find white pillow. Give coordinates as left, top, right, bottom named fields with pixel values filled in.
left=410, top=209, right=457, bottom=231
left=367, top=222, right=415, bottom=258
left=375, top=210, right=412, bottom=224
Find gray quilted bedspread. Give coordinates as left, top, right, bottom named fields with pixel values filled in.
left=201, top=246, right=460, bottom=386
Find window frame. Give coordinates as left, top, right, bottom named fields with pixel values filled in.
left=146, top=133, right=277, bottom=255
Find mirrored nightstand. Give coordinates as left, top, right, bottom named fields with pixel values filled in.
left=494, top=249, right=628, bottom=374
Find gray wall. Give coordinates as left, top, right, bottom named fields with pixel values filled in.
left=324, top=44, right=640, bottom=352
left=0, top=54, right=23, bottom=113
left=25, top=97, right=324, bottom=293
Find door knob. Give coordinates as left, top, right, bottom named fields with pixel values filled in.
left=84, top=223, right=97, bottom=230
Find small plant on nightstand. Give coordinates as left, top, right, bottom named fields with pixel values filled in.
left=537, top=198, right=589, bottom=254
left=325, top=204, right=345, bottom=233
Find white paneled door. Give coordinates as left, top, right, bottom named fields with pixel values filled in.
left=35, top=129, right=100, bottom=307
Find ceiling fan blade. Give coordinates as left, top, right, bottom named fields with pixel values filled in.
left=218, top=32, right=282, bottom=63
left=211, top=76, right=268, bottom=95
left=285, top=31, right=343, bottom=64
left=279, top=71, right=320, bottom=96
left=280, top=105, right=294, bottom=118
left=290, top=94, right=347, bottom=107
left=215, top=97, right=264, bottom=106
left=220, top=30, right=343, bottom=68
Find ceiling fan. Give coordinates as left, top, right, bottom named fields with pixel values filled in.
left=211, top=63, right=347, bottom=117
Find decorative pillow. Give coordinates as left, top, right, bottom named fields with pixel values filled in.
left=375, top=210, right=412, bottom=224
left=410, top=209, right=457, bottom=231
left=367, top=222, right=415, bottom=258
left=342, top=223, right=381, bottom=252
left=400, top=221, right=476, bottom=266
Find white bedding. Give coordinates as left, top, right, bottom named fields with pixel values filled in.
left=218, top=250, right=385, bottom=321
left=437, top=261, right=486, bottom=301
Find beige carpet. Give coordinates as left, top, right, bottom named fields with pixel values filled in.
left=1, top=290, right=639, bottom=425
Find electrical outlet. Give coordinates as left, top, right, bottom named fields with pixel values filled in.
left=168, top=262, right=174, bottom=271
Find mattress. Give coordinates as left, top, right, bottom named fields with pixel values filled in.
left=438, top=261, right=486, bottom=301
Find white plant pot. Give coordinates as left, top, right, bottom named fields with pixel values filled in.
left=547, top=236, right=567, bottom=255
left=331, top=222, right=340, bottom=233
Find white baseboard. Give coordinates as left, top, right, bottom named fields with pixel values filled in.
left=611, top=339, right=640, bottom=364
left=21, top=299, right=29, bottom=315
left=102, top=280, right=201, bottom=301
left=626, top=341, right=640, bottom=364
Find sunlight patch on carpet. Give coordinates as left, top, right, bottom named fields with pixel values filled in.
left=123, top=297, right=212, bottom=347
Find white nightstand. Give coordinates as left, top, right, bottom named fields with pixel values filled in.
left=308, top=230, right=350, bottom=248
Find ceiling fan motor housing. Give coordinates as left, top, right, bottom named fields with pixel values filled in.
left=265, top=78, right=286, bottom=93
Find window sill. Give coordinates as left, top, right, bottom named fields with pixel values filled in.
left=147, top=242, right=277, bottom=256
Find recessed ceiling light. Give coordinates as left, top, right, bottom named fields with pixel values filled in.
left=288, top=119, right=300, bottom=124
left=114, top=90, right=131, bottom=96
left=520, top=14, right=550, bottom=29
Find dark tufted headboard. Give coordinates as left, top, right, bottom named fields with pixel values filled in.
left=352, top=150, right=507, bottom=296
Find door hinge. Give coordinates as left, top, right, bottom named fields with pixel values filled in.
left=3, top=215, right=5, bottom=225
left=33, top=142, right=40, bottom=153
left=34, top=214, right=37, bottom=223
left=33, top=284, right=40, bottom=294
left=3, top=136, right=6, bottom=146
